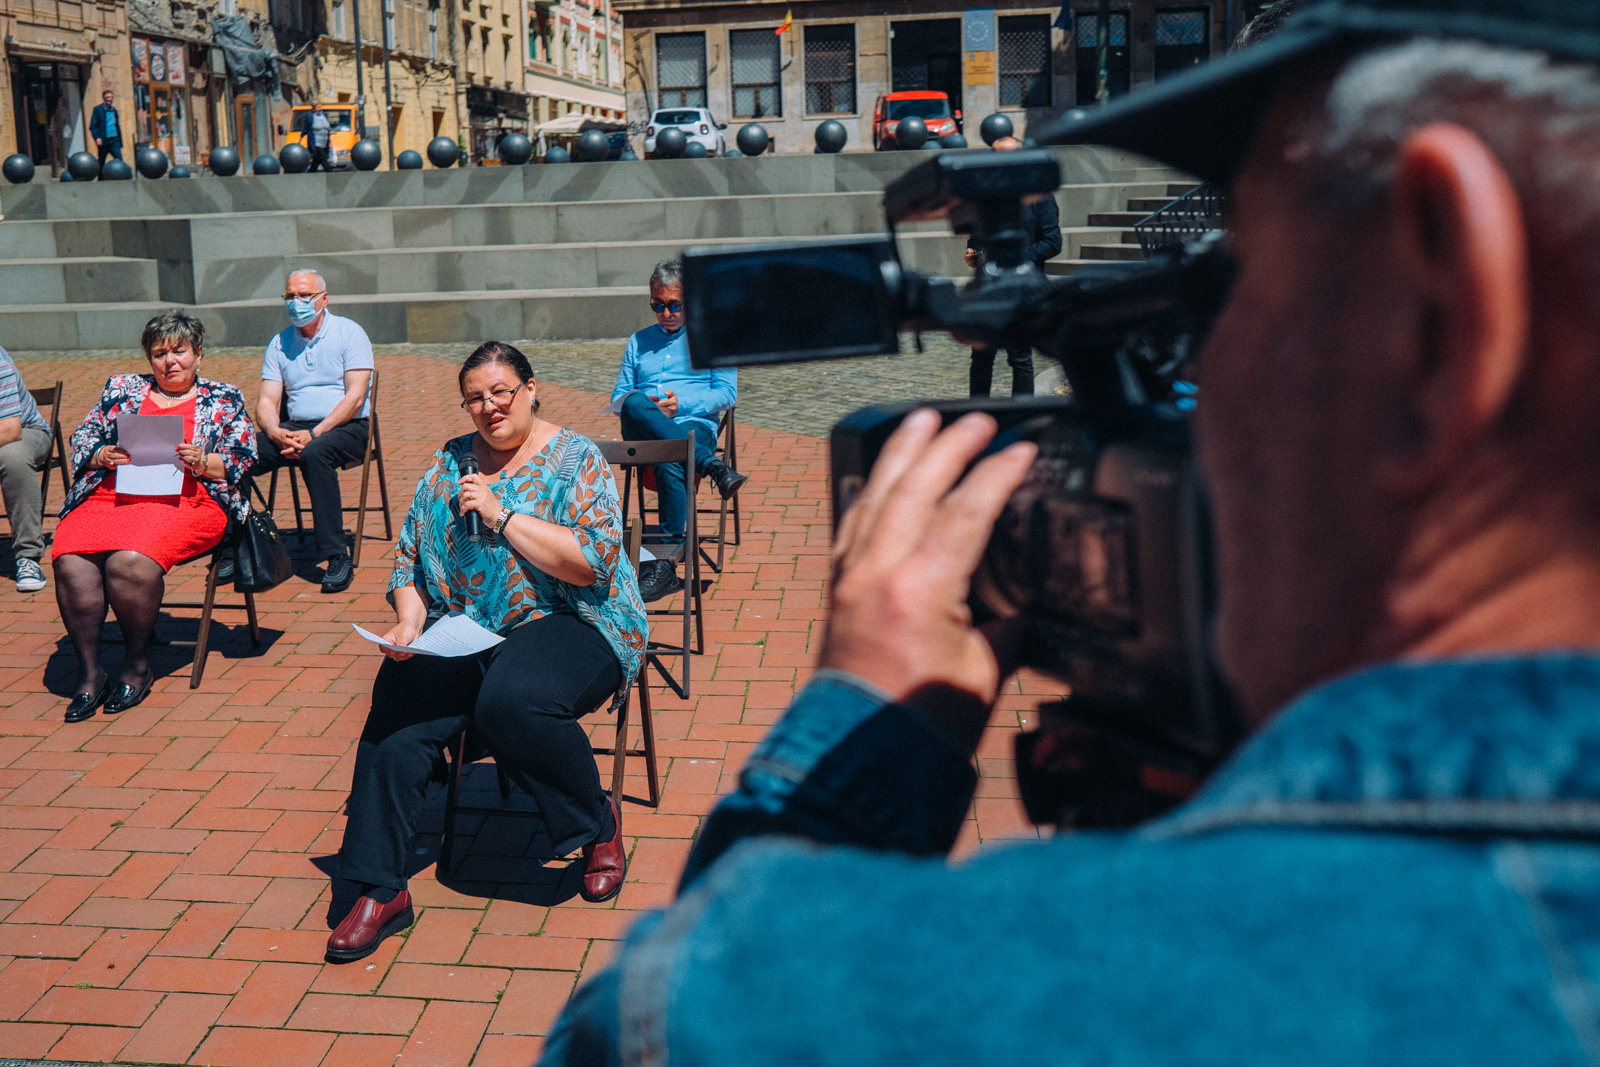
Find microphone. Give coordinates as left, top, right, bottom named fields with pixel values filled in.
left=458, top=451, right=483, bottom=541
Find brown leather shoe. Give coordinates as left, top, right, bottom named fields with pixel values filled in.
left=326, top=890, right=414, bottom=963
left=580, top=797, right=627, bottom=903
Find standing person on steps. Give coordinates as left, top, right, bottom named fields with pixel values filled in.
left=88, top=88, right=123, bottom=166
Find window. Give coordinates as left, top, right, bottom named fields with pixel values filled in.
left=429, top=4, right=438, bottom=58
left=999, top=15, right=1051, bottom=107
left=1153, top=9, right=1209, bottom=79
left=729, top=28, right=780, bottom=117
left=657, top=32, right=706, bottom=107
left=1074, top=11, right=1129, bottom=103
left=333, top=0, right=346, bottom=40
left=804, top=23, right=854, bottom=113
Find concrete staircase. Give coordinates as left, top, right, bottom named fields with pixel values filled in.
left=1051, top=183, right=1200, bottom=271
left=0, top=149, right=1190, bottom=351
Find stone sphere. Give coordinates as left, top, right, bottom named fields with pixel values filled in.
left=499, top=132, right=533, bottom=165
left=724, top=148, right=742, bottom=158
left=683, top=140, right=708, bottom=159
left=169, top=165, right=191, bottom=179
left=426, top=136, right=459, bottom=168
left=278, top=141, right=311, bottom=173
left=654, top=127, right=687, bottom=158
left=251, top=154, right=281, bottom=175
left=396, top=149, right=424, bottom=170
left=135, top=146, right=169, bottom=178
left=101, top=158, right=134, bottom=181
left=60, top=169, right=75, bottom=182
left=543, top=145, right=570, bottom=164
left=940, top=133, right=968, bottom=149
left=892, top=116, right=928, bottom=150
left=208, top=145, right=241, bottom=176
left=2, top=154, right=35, bottom=184
left=980, top=113, right=1014, bottom=146
left=735, top=123, right=769, bottom=156
left=576, top=129, right=610, bottom=162
left=67, top=151, right=100, bottom=181
left=350, top=138, right=383, bottom=170
left=813, top=120, right=847, bottom=154
left=619, top=147, right=639, bottom=161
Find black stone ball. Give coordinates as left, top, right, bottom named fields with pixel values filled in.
left=427, top=135, right=459, bottom=168
left=60, top=170, right=75, bottom=182
left=2, top=153, right=35, bottom=184
left=980, top=113, right=1014, bottom=146
left=619, top=148, right=639, bottom=161
left=169, top=165, right=191, bottom=179
left=723, top=148, right=742, bottom=158
left=499, top=132, right=533, bottom=165
left=67, top=151, right=100, bottom=181
left=135, top=146, right=169, bottom=178
left=940, top=133, right=968, bottom=149
left=813, top=120, right=847, bottom=154
left=396, top=149, right=424, bottom=170
left=251, top=154, right=281, bottom=175
left=350, top=138, right=383, bottom=171
left=683, top=140, right=708, bottom=159
left=543, top=145, right=570, bottom=164
left=892, top=116, right=928, bottom=150
left=208, top=145, right=241, bottom=176
left=100, top=158, right=134, bottom=181
left=735, top=123, right=769, bottom=156
left=654, top=127, right=687, bottom=158
left=576, top=129, right=610, bottom=162
left=278, top=141, right=311, bottom=173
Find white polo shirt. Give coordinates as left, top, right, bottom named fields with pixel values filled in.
left=261, top=311, right=375, bottom=422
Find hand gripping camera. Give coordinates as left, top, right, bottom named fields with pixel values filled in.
left=681, top=149, right=1241, bottom=829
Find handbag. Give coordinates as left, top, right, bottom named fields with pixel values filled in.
left=233, top=482, right=294, bottom=593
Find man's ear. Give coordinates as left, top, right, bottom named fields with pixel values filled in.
left=1380, top=123, right=1529, bottom=492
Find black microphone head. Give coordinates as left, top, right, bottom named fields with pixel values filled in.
left=459, top=450, right=479, bottom=475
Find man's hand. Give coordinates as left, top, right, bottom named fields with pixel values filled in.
left=272, top=427, right=311, bottom=458
left=821, top=409, right=1036, bottom=751
left=654, top=390, right=680, bottom=418
left=964, top=248, right=984, bottom=269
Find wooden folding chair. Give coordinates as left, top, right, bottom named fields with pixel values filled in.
left=621, top=408, right=742, bottom=575
left=599, top=436, right=705, bottom=699
left=437, top=520, right=660, bottom=877
left=163, top=539, right=262, bottom=687
left=265, top=368, right=394, bottom=565
left=0, top=381, right=73, bottom=529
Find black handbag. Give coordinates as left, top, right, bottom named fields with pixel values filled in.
left=233, top=482, right=294, bottom=593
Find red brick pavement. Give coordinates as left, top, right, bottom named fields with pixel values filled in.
left=0, top=353, right=1055, bottom=1064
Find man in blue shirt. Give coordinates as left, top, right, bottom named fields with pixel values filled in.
left=88, top=89, right=122, bottom=165
left=251, top=269, right=374, bottom=593
left=611, top=260, right=744, bottom=601
left=541, top=0, right=1600, bottom=1062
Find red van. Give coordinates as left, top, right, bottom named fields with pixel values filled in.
left=872, top=91, right=962, bottom=150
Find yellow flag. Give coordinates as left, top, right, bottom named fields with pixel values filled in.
left=775, top=7, right=793, bottom=33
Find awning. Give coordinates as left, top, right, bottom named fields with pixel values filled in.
left=535, top=115, right=625, bottom=135
left=5, top=38, right=96, bottom=64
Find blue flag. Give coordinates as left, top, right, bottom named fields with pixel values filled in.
left=1053, top=3, right=1072, bottom=29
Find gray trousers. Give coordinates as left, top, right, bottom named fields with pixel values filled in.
left=0, top=426, right=52, bottom=562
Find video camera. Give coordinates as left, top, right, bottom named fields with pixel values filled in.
left=681, top=148, right=1241, bottom=829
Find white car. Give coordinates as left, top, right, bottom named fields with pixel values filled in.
left=644, top=108, right=727, bottom=158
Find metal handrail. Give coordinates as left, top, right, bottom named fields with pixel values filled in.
left=1134, top=182, right=1228, bottom=256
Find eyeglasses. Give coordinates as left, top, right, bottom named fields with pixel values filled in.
left=650, top=300, right=684, bottom=314
left=282, top=291, right=326, bottom=300
left=460, top=383, right=523, bottom=413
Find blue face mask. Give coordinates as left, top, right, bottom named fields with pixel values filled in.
left=285, top=296, right=320, bottom=327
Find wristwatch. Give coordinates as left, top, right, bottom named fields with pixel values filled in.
left=493, top=506, right=513, bottom=536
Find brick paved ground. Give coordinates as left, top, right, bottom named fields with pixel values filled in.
left=0, top=350, right=1060, bottom=1065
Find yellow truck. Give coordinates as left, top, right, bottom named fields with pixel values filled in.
left=283, top=105, right=360, bottom=169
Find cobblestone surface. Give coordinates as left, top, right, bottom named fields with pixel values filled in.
left=0, top=353, right=1063, bottom=1065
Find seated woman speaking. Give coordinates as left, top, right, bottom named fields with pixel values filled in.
left=328, top=341, right=648, bottom=964
left=52, top=310, right=257, bottom=723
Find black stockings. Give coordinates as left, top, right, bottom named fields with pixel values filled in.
left=53, top=551, right=165, bottom=694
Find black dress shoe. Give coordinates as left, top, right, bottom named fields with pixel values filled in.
left=64, top=680, right=112, bottom=724
left=637, top=558, right=682, bottom=603
left=702, top=458, right=748, bottom=500
left=103, top=672, right=153, bottom=715
left=321, top=553, right=354, bottom=594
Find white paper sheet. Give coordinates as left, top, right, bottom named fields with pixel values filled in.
left=600, top=388, right=653, bottom=416
left=352, top=612, right=506, bottom=657
left=114, top=413, right=186, bottom=496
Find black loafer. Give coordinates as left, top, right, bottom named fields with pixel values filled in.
left=103, top=673, right=154, bottom=715
left=64, top=680, right=112, bottom=724
left=321, top=553, right=354, bottom=594
left=703, top=459, right=748, bottom=500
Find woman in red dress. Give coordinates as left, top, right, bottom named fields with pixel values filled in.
left=52, top=311, right=257, bottom=723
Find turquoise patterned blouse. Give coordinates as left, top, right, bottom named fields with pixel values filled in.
left=389, top=429, right=648, bottom=703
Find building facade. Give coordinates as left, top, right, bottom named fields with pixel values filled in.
left=2, top=0, right=132, bottom=172
left=524, top=0, right=625, bottom=132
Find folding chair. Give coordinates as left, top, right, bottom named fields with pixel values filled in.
left=622, top=409, right=742, bottom=575
left=600, top=436, right=705, bottom=699
left=437, top=519, right=660, bottom=876
left=162, top=537, right=262, bottom=688
left=265, top=368, right=394, bottom=566
left=0, top=381, right=73, bottom=529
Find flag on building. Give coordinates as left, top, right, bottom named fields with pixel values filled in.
left=776, top=6, right=793, bottom=33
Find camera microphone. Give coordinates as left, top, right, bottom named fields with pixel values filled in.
left=458, top=452, right=483, bottom=541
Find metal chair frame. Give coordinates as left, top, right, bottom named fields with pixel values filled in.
left=0, top=381, right=73, bottom=528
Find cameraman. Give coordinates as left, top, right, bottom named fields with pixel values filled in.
left=542, top=0, right=1600, bottom=1061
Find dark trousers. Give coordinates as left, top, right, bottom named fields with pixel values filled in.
left=970, top=347, right=1035, bottom=397
left=251, top=419, right=368, bottom=559
left=618, top=392, right=717, bottom=542
left=308, top=145, right=331, bottom=172
left=339, top=613, right=624, bottom=890
left=96, top=138, right=123, bottom=165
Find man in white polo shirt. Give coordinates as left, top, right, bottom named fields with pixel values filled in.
left=252, top=269, right=374, bottom=593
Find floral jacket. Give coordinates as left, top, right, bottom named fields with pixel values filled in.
left=61, top=373, right=257, bottom=522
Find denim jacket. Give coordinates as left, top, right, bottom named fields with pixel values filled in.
left=542, top=655, right=1600, bottom=1065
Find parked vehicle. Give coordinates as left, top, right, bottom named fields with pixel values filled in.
left=872, top=91, right=962, bottom=150
left=644, top=108, right=727, bottom=157
left=283, top=105, right=360, bottom=168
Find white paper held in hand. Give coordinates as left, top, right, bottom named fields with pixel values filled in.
left=353, top=612, right=506, bottom=657
left=114, top=413, right=186, bottom=496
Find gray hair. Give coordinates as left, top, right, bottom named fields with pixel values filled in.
left=649, top=259, right=683, bottom=291
left=287, top=267, right=328, bottom=291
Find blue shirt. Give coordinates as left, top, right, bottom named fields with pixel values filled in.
left=261, top=311, right=374, bottom=422
left=0, top=347, right=46, bottom=431
left=611, top=324, right=736, bottom=442
left=542, top=654, right=1600, bottom=1065
left=102, top=106, right=118, bottom=140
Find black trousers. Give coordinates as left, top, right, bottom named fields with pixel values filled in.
left=970, top=346, right=1035, bottom=397
left=96, top=138, right=123, bottom=165
left=251, top=419, right=368, bottom=559
left=308, top=145, right=331, bottom=172
left=338, top=612, right=623, bottom=890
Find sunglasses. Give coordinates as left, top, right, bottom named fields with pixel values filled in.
left=650, top=300, right=684, bottom=314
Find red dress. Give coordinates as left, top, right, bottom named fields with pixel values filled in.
left=51, top=395, right=230, bottom=571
